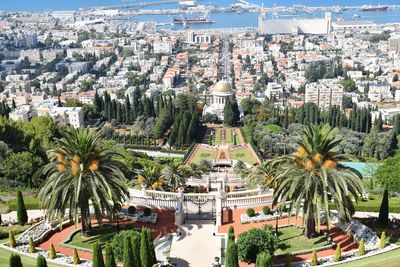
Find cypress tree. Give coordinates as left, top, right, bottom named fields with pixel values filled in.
left=223, top=100, right=233, bottom=126
left=105, top=243, right=116, bottom=267
left=29, top=236, right=36, bottom=253
left=225, top=241, right=239, bottom=267
left=358, top=238, right=365, bottom=256
left=378, top=187, right=389, bottom=226
left=8, top=230, right=16, bottom=247
left=36, top=255, right=48, bottom=267
left=123, top=236, right=134, bottom=267
left=146, top=228, right=156, bottom=264
left=93, top=242, right=105, bottom=267
left=228, top=226, right=235, bottom=242
left=124, top=97, right=131, bottom=123
left=49, top=243, right=56, bottom=259
left=334, top=244, right=342, bottom=262
left=16, top=190, right=28, bottom=225
left=376, top=113, right=383, bottom=132
left=176, top=117, right=186, bottom=147
left=140, top=228, right=152, bottom=267
left=94, top=90, right=102, bottom=113
left=394, top=115, right=400, bottom=135
left=9, top=254, right=22, bottom=267
left=132, top=235, right=142, bottom=267
left=255, top=252, right=272, bottom=267
left=73, top=248, right=81, bottom=264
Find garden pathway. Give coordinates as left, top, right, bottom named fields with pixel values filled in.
left=219, top=206, right=358, bottom=266
left=169, top=221, right=221, bottom=267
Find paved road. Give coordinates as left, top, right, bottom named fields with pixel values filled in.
left=169, top=221, right=222, bottom=267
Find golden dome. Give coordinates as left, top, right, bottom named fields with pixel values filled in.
left=214, top=80, right=232, bottom=93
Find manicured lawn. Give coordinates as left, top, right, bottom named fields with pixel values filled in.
left=336, top=248, right=400, bottom=267
left=275, top=226, right=329, bottom=255
left=189, top=147, right=217, bottom=164
left=208, top=128, right=240, bottom=146
left=64, top=225, right=120, bottom=250
left=329, top=195, right=400, bottom=213
left=229, top=147, right=258, bottom=165
left=0, top=247, right=63, bottom=267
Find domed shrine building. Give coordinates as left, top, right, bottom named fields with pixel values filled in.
left=202, top=80, right=234, bottom=121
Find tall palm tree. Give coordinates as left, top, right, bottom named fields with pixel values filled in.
left=161, top=162, right=187, bottom=191
left=34, top=128, right=129, bottom=235
left=137, top=165, right=164, bottom=190
left=272, top=124, right=364, bottom=238
left=247, top=160, right=279, bottom=189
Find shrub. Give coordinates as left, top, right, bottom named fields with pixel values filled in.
left=36, top=255, right=48, bottom=267
left=127, top=206, right=136, bottom=214
left=16, top=190, right=28, bottom=225
left=358, top=238, right=365, bottom=256
left=29, top=236, right=36, bottom=253
left=380, top=231, right=386, bottom=249
left=145, top=228, right=156, bottom=264
left=9, top=254, right=22, bottom=267
left=228, top=226, right=235, bottom=242
left=143, top=207, right=152, bottom=216
left=123, top=236, right=134, bottom=267
left=49, top=243, right=56, bottom=259
left=93, top=242, right=105, bottom=267
left=237, top=226, right=277, bottom=263
left=225, top=241, right=239, bottom=267
left=73, top=248, right=81, bottom=264
left=246, top=208, right=255, bottom=217
left=105, top=242, right=116, bottom=267
left=310, top=249, right=318, bottom=266
left=284, top=253, right=292, bottom=267
left=255, top=252, right=272, bottom=267
left=8, top=230, right=17, bottom=247
left=111, top=230, right=140, bottom=262
left=262, top=206, right=271, bottom=215
left=334, top=244, right=341, bottom=262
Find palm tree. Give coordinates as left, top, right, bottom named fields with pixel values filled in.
left=272, top=124, right=363, bottom=238
left=197, top=159, right=212, bottom=174
left=137, top=165, right=164, bottom=190
left=247, top=160, right=279, bottom=189
left=34, top=128, right=129, bottom=235
left=161, top=163, right=187, bottom=191
left=234, top=160, right=249, bottom=179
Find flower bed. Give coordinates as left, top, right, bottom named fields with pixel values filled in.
left=117, top=210, right=158, bottom=224
left=240, top=210, right=289, bottom=224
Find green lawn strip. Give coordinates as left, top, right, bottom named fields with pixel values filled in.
left=0, top=246, right=64, bottom=267
left=275, top=226, right=330, bottom=256
left=329, top=195, right=400, bottom=213
left=229, top=147, right=258, bottom=165
left=63, top=226, right=119, bottom=251
left=189, top=147, right=217, bottom=164
left=336, top=248, right=400, bottom=267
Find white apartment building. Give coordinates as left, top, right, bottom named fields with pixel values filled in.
left=305, top=79, right=343, bottom=109
left=153, top=41, right=173, bottom=54
left=265, top=83, right=283, bottom=99
left=368, top=84, right=392, bottom=102
left=389, top=36, right=400, bottom=53
left=187, top=31, right=212, bottom=44
left=47, top=107, right=84, bottom=128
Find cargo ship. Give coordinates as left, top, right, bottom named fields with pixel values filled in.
left=361, top=5, right=389, bottom=11
left=172, top=14, right=214, bottom=25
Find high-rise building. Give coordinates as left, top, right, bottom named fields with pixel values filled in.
left=305, top=79, right=343, bottom=109
left=389, top=35, right=400, bottom=53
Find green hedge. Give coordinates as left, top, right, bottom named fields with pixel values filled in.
left=0, top=225, right=31, bottom=240
left=8, top=198, right=40, bottom=211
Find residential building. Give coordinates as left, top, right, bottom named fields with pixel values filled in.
left=305, top=79, right=343, bottom=109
